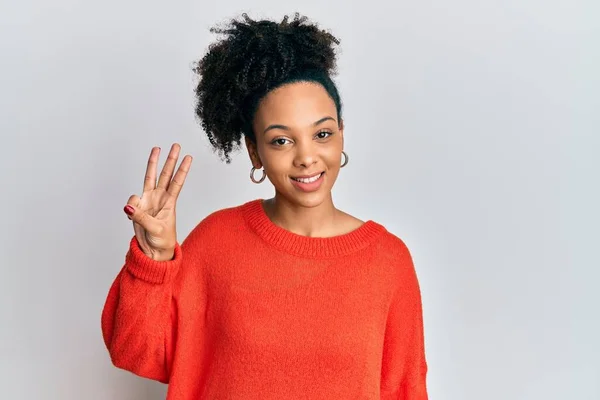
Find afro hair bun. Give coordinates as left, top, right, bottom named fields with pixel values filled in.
left=193, top=13, right=342, bottom=163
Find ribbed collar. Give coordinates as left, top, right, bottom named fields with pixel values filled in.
left=240, top=199, right=386, bottom=258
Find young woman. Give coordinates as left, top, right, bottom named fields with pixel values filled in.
left=102, top=13, right=428, bottom=399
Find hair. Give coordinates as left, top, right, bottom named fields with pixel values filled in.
left=193, top=13, right=343, bottom=163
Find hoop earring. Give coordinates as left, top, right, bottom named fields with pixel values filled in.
left=341, top=151, right=349, bottom=168
left=250, top=166, right=266, bottom=183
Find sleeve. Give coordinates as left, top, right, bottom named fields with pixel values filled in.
left=100, top=236, right=183, bottom=383
left=380, top=245, right=428, bottom=400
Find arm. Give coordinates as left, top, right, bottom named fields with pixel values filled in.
left=101, top=236, right=183, bottom=383
left=380, top=247, right=428, bottom=400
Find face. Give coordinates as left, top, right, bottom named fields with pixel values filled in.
left=245, top=81, right=344, bottom=209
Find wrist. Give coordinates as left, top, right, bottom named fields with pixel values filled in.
left=151, top=249, right=175, bottom=261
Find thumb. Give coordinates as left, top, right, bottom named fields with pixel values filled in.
left=124, top=204, right=136, bottom=219
left=123, top=204, right=156, bottom=232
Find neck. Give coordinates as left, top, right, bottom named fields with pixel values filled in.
left=263, top=192, right=339, bottom=237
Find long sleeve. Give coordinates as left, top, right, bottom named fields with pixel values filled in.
left=101, top=236, right=183, bottom=383
left=380, top=247, right=428, bottom=400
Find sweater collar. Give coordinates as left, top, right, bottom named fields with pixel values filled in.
left=241, top=199, right=386, bottom=258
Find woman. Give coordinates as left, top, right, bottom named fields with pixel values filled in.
left=101, top=13, right=428, bottom=399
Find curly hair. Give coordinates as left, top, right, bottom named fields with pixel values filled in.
left=193, top=12, right=343, bottom=163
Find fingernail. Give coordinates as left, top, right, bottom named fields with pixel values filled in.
left=124, top=205, right=134, bottom=216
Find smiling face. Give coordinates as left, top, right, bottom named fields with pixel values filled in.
left=245, top=81, right=344, bottom=209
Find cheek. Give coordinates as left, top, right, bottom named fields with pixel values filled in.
left=324, top=147, right=343, bottom=168
left=262, top=151, right=290, bottom=175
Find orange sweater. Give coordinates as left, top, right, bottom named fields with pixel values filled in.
left=101, top=199, right=428, bottom=399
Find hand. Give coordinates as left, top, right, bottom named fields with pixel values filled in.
left=123, top=143, right=193, bottom=261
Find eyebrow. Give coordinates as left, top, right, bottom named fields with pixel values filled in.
left=263, top=116, right=336, bottom=134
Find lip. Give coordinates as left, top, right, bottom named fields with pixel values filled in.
left=290, top=172, right=325, bottom=192
left=292, top=172, right=323, bottom=179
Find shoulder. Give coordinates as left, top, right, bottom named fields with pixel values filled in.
left=367, top=228, right=425, bottom=304
left=181, top=200, right=253, bottom=247
left=368, top=223, right=419, bottom=277
left=199, top=203, right=244, bottom=229
left=337, top=208, right=414, bottom=264
left=378, top=229, right=413, bottom=259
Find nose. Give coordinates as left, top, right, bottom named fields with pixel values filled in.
left=293, top=141, right=317, bottom=169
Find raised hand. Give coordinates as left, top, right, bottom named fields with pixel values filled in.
left=123, top=143, right=193, bottom=261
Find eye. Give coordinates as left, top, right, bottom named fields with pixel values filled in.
left=315, top=130, right=333, bottom=140
left=271, top=137, right=292, bottom=146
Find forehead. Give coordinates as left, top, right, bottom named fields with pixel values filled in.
left=254, top=82, right=337, bottom=127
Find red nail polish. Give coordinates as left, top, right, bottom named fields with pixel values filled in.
left=124, top=205, right=134, bottom=216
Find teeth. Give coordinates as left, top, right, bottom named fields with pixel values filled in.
left=294, top=173, right=322, bottom=183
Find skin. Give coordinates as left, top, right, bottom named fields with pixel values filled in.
left=245, top=81, right=364, bottom=238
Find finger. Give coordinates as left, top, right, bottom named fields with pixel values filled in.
left=125, top=194, right=146, bottom=224
left=126, top=194, right=142, bottom=207
left=167, top=155, right=193, bottom=199
left=123, top=203, right=160, bottom=235
left=143, top=147, right=161, bottom=193
left=157, top=143, right=181, bottom=190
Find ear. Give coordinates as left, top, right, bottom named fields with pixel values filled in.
left=244, top=135, right=263, bottom=169
left=339, top=118, right=345, bottom=145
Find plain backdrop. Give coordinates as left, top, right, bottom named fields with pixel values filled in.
left=1, top=0, right=598, bottom=399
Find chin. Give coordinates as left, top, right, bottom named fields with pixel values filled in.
left=278, top=188, right=332, bottom=209
left=293, top=194, right=329, bottom=209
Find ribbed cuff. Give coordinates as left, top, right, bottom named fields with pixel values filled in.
left=125, top=236, right=182, bottom=284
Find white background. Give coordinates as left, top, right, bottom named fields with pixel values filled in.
left=1, top=0, right=598, bottom=399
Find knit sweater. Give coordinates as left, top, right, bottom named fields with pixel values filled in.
left=101, top=199, right=428, bottom=399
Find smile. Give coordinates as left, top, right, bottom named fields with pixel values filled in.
left=291, top=172, right=324, bottom=183
left=290, top=172, right=325, bottom=192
